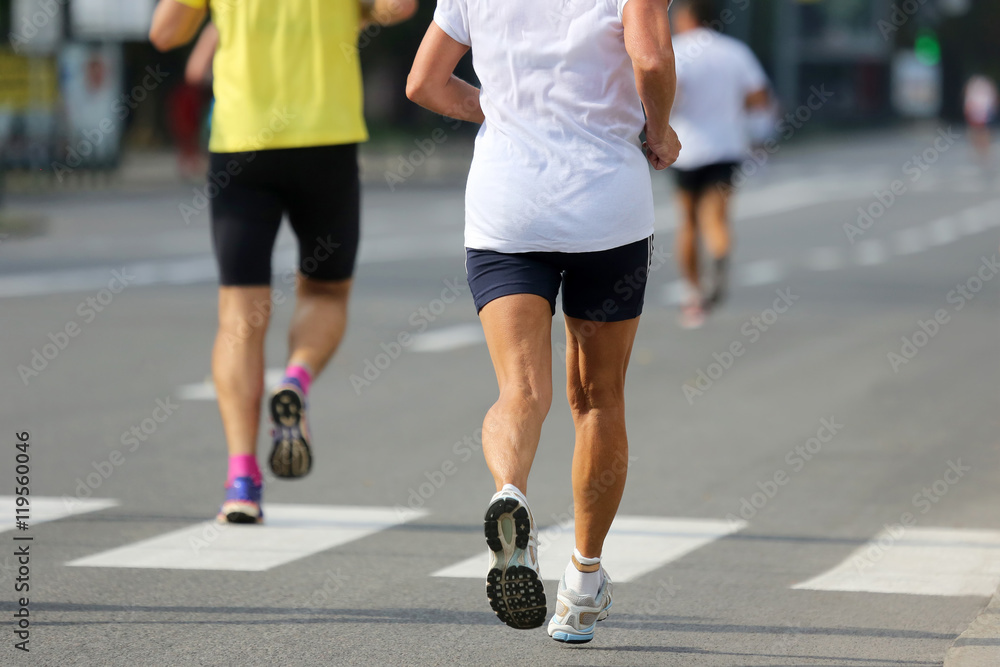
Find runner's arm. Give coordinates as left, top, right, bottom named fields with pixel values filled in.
left=185, top=22, right=218, bottom=85
left=406, top=22, right=484, bottom=124
left=622, top=0, right=680, bottom=169
left=150, top=0, right=207, bottom=52
left=746, top=88, right=770, bottom=110
left=362, top=0, right=419, bottom=27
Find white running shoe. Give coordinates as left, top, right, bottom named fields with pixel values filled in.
left=483, top=491, right=546, bottom=629
left=547, top=568, right=613, bottom=643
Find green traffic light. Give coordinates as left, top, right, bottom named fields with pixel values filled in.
left=915, top=29, right=941, bottom=66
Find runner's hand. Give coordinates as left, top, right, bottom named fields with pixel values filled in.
left=642, top=124, right=681, bottom=170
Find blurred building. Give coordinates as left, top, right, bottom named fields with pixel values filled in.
left=734, top=0, right=993, bottom=125
left=0, top=0, right=997, bottom=175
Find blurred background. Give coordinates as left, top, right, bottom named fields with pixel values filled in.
left=0, top=0, right=997, bottom=190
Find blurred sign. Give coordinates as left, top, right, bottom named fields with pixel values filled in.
left=938, top=0, right=971, bottom=16
left=0, top=52, right=59, bottom=168
left=58, top=43, right=124, bottom=166
left=70, top=0, right=156, bottom=40
left=0, top=52, right=58, bottom=110
left=10, top=0, right=64, bottom=55
left=892, top=51, right=942, bottom=118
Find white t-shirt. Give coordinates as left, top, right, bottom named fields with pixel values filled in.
left=671, top=28, right=768, bottom=171
left=965, top=76, right=998, bottom=125
left=434, top=0, right=654, bottom=253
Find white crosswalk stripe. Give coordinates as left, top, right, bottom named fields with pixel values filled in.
left=67, top=504, right=429, bottom=571
left=432, top=516, right=746, bottom=582
left=793, top=527, right=1000, bottom=597
left=410, top=324, right=485, bottom=352
left=177, top=368, right=285, bottom=401
left=1, top=497, right=119, bottom=533
left=853, top=239, right=889, bottom=266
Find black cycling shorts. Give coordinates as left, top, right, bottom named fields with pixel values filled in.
left=209, top=143, right=359, bottom=286
left=465, top=236, right=653, bottom=322
left=672, top=161, right=739, bottom=195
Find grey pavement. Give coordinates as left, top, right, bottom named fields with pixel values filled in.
left=1, top=126, right=999, bottom=666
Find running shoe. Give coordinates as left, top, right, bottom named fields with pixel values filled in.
left=547, top=568, right=613, bottom=644
left=705, top=255, right=730, bottom=309
left=679, top=295, right=706, bottom=329
left=216, top=476, right=263, bottom=524
left=268, top=384, right=313, bottom=478
left=484, top=491, right=546, bottom=629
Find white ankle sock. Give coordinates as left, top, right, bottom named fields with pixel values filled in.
left=499, top=483, right=528, bottom=506
left=564, top=549, right=603, bottom=599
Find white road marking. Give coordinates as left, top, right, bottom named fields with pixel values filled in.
left=793, top=527, right=1000, bottom=597
left=432, top=516, right=746, bottom=582
left=736, top=260, right=786, bottom=287
left=661, top=280, right=686, bottom=307
left=803, top=247, right=844, bottom=272
left=891, top=227, right=926, bottom=256
left=67, top=504, right=429, bottom=571
left=410, top=323, right=485, bottom=353
left=854, top=239, right=889, bottom=266
left=927, top=217, right=958, bottom=246
left=0, top=497, right=119, bottom=533
left=177, top=368, right=285, bottom=401
left=4, top=199, right=999, bottom=301
left=959, top=208, right=988, bottom=236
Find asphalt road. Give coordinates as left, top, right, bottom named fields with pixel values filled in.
left=1, top=127, right=999, bottom=666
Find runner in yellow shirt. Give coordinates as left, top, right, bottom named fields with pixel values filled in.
left=150, top=0, right=416, bottom=523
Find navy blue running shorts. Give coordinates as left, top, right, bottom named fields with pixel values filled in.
left=465, top=236, right=653, bottom=322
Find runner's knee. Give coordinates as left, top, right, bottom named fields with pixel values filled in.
left=567, top=376, right=625, bottom=415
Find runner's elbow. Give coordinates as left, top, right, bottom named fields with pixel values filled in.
left=631, top=51, right=674, bottom=77
left=394, top=0, right=418, bottom=22
left=405, top=72, right=429, bottom=106
left=149, top=26, right=176, bottom=52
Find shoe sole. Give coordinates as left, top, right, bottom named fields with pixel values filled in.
left=550, top=630, right=594, bottom=644
left=484, top=497, right=546, bottom=630
left=268, top=388, right=312, bottom=479
left=217, top=502, right=262, bottom=525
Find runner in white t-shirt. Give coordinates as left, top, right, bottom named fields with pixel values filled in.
left=669, top=0, right=770, bottom=328
left=964, top=75, right=998, bottom=167
left=407, top=0, right=680, bottom=643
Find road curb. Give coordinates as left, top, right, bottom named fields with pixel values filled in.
left=944, top=582, right=1000, bottom=666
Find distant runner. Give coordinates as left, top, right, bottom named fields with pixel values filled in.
left=150, top=0, right=416, bottom=523
left=669, top=0, right=770, bottom=328
left=408, top=0, right=679, bottom=643
left=964, top=74, right=998, bottom=168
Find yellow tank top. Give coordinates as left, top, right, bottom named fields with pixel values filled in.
left=176, top=0, right=368, bottom=152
